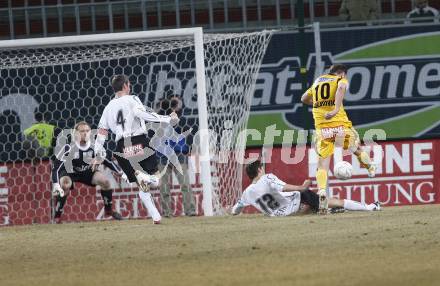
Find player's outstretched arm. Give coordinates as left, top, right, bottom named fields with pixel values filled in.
left=282, top=179, right=312, bottom=192
left=230, top=200, right=245, bottom=215
left=133, top=106, right=179, bottom=126
left=95, top=103, right=110, bottom=156
left=230, top=192, right=251, bottom=215
left=51, top=158, right=64, bottom=196
left=51, top=144, right=69, bottom=197
left=301, top=91, right=313, bottom=105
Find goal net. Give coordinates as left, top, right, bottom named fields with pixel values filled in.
left=0, top=28, right=272, bottom=224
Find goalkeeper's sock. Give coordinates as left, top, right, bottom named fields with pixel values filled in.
left=138, top=191, right=161, bottom=222
left=54, top=195, right=67, bottom=218
left=343, top=199, right=369, bottom=211
left=101, top=190, right=113, bottom=214
left=356, top=151, right=372, bottom=169
left=316, top=168, right=328, bottom=191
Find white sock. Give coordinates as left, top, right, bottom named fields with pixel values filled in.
left=138, top=191, right=161, bottom=221
left=343, top=199, right=369, bottom=211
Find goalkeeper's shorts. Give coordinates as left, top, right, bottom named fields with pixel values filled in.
left=59, top=170, right=96, bottom=188
left=314, top=125, right=360, bottom=159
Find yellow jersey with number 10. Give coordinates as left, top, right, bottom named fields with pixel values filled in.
left=306, top=74, right=352, bottom=128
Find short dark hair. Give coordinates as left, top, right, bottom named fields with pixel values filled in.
left=34, top=112, right=43, bottom=122
left=170, top=97, right=181, bottom=110
left=329, top=64, right=348, bottom=75
left=158, top=96, right=182, bottom=115
left=111, top=75, right=129, bottom=92
left=246, top=160, right=263, bottom=180
left=158, top=98, right=170, bottom=115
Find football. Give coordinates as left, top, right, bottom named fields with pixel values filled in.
left=333, top=161, right=353, bottom=180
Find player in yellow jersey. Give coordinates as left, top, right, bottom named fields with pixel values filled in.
left=301, top=64, right=376, bottom=214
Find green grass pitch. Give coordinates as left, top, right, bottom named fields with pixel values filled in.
left=1, top=205, right=440, bottom=286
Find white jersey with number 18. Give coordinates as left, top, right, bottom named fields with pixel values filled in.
left=237, top=174, right=301, bottom=216
left=98, top=95, right=171, bottom=142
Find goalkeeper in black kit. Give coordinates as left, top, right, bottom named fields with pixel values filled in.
left=51, top=121, right=123, bottom=223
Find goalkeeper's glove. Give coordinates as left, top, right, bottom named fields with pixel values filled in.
left=52, top=183, right=65, bottom=197
left=94, top=148, right=106, bottom=162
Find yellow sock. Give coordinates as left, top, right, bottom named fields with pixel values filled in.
left=316, top=168, right=328, bottom=191
left=356, top=151, right=371, bottom=169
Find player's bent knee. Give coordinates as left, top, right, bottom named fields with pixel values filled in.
left=62, top=184, right=71, bottom=192
left=100, top=179, right=111, bottom=190
left=135, top=170, right=160, bottom=188
left=60, top=177, right=72, bottom=190
left=150, top=175, right=160, bottom=188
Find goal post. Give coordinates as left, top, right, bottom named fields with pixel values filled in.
left=0, top=27, right=273, bottom=223
left=193, top=28, right=214, bottom=216
left=0, top=27, right=217, bottom=217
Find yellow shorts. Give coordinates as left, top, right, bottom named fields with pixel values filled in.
left=314, top=125, right=360, bottom=158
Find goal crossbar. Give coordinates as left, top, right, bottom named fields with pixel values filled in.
left=0, top=27, right=274, bottom=221
left=0, top=28, right=204, bottom=49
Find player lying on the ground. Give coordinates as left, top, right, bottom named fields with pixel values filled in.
left=93, top=75, right=180, bottom=224
left=301, top=64, right=376, bottom=214
left=51, top=121, right=123, bottom=223
left=231, top=160, right=380, bottom=216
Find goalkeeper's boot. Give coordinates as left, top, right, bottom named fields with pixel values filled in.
left=317, top=189, right=328, bottom=215
left=54, top=211, right=63, bottom=224
left=367, top=164, right=376, bottom=178
left=105, top=209, right=123, bottom=220
left=111, top=211, right=123, bottom=220
left=135, top=170, right=159, bottom=192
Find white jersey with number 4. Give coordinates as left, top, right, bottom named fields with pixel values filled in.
left=98, top=95, right=171, bottom=142
left=235, top=174, right=301, bottom=216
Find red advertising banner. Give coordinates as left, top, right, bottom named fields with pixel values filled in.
left=0, top=138, right=438, bottom=225
left=243, top=139, right=440, bottom=211
left=0, top=161, right=204, bottom=226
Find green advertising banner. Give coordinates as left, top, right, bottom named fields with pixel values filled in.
left=247, top=26, right=440, bottom=146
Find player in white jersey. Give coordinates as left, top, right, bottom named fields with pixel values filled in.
left=231, top=160, right=381, bottom=216
left=93, top=75, right=179, bottom=224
